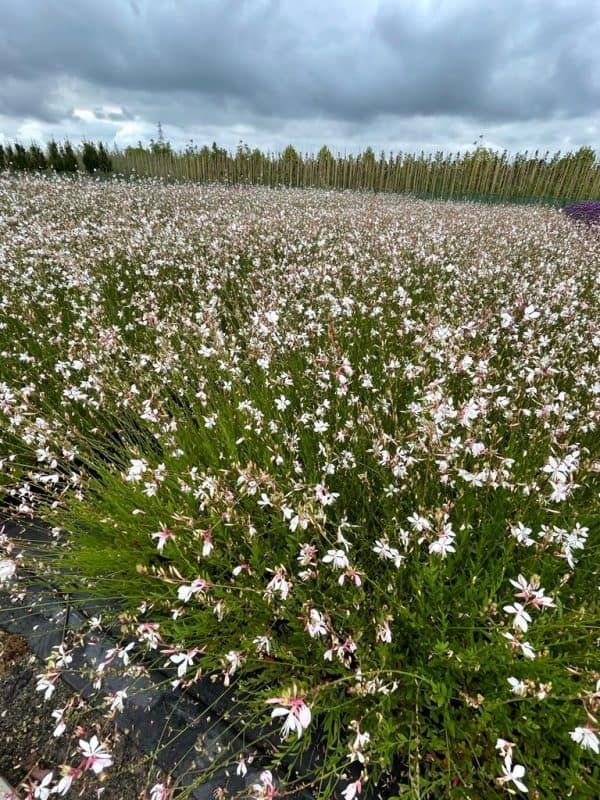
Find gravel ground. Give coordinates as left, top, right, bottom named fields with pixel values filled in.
left=0, top=629, right=168, bottom=800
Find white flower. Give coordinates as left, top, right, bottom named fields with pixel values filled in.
left=315, top=483, right=338, bottom=505
left=236, top=756, right=248, bottom=777
left=306, top=608, right=328, bottom=638
left=253, top=635, right=271, bottom=655
left=54, top=644, right=73, bottom=669
left=570, top=726, right=600, bottom=754
left=150, top=527, right=175, bottom=553
left=33, top=771, right=53, bottom=800
left=79, top=735, right=113, bottom=774
left=275, top=394, right=290, bottom=411
left=177, top=577, right=210, bottom=603
left=35, top=674, right=56, bottom=701
left=249, top=770, right=275, bottom=799
left=125, top=458, right=148, bottom=482
left=342, top=780, right=362, bottom=800
left=169, top=648, right=198, bottom=677
left=407, top=513, right=432, bottom=532
left=322, top=549, right=349, bottom=569
left=498, top=754, right=528, bottom=793
left=376, top=620, right=393, bottom=643
left=542, top=455, right=568, bottom=482
left=549, top=480, right=570, bottom=503
left=428, top=528, right=456, bottom=558
left=349, top=723, right=371, bottom=763
left=503, top=603, right=532, bottom=632
left=0, top=558, right=16, bottom=582
left=507, top=677, right=527, bottom=697
left=267, top=697, right=312, bottom=739
left=109, top=689, right=128, bottom=713
left=520, top=640, right=536, bottom=660
left=372, top=539, right=402, bottom=567
left=150, top=784, right=170, bottom=800
left=510, top=523, right=535, bottom=547
left=51, top=708, right=66, bottom=737
left=225, top=650, right=242, bottom=675
left=495, top=738, right=515, bottom=756
left=264, top=567, right=291, bottom=600
left=55, top=771, right=74, bottom=796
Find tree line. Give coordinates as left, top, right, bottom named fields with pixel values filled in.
left=1, top=136, right=599, bottom=204
left=0, top=140, right=112, bottom=174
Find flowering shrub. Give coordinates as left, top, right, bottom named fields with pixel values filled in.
left=0, top=175, right=599, bottom=799
left=562, top=200, right=600, bottom=225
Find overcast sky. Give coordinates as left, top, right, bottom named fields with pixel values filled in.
left=1, top=0, right=599, bottom=155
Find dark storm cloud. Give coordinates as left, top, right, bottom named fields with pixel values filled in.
left=1, top=0, right=599, bottom=154
left=1, top=0, right=599, bottom=127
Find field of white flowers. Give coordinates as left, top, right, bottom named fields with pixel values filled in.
left=0, top=174, right=599, bottom=799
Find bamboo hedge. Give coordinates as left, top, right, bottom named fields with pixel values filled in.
left=110, top=145, right=600, bottom=204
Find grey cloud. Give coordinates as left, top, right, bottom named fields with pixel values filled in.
left=0, top=0, right=599, bottom=153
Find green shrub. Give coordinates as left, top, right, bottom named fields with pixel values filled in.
left=82, top=141, right=101, bottom=173
left=0, top=179, right=598, bottom=799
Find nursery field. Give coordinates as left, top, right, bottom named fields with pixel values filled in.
left=0, top=174, right=599, bottom=799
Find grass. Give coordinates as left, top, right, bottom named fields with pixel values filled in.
left=0, top=173, right=599, bottom=799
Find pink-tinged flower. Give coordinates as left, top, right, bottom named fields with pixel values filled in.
left=266, top=695, right=312, bottom=739
left=33, top=771, right=53, bottom=800
left=36, top=672, right=58, bottom=701
left=530, top=589, right=555, bottom=611
left=570, top=725, right=600, bottom=754
left=236, top=756, right=248, bottom=777
left=149, top=783, right=171, bottom=800
left=0, top=558, right=16, bottom=582
left=428, top=526, right=456, bottom=558
left=297, top=542, right=318, bottom=566
left=150, top=526, right=176, bottom=553
left=503, top=602, right=532, bottom=632
left=324, top=636, right=357, bottom=665
left=137, top=622, right=162, bottom=649
left=79, top=735, right=113, bottom=774
left=264, top=566, right=291, bottom=600
left=509, top=574, right=535, bottom=599
left=502, top=632, right=536, bottom=659
left=305, top=608, right=328, bottom=638
left=376, top=619, right=393, bottom=644
left=495, top=738, right=515, bottom=756
left=249, top=770, right=276, bottom=799
left=201, top=530, right=214, bottom=557
left=169, top=648, right=199, bottom=677
left=342, top=780, right=362, bottom=800
left=177, top=577, right=210, bottom=603
left=349, top=722, right=371, bottom=763
left=315, top=483, right=338, bottom=504
left=497, top=754, right=528, bottom=793
left=338, top=567, right=363, bottom=587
